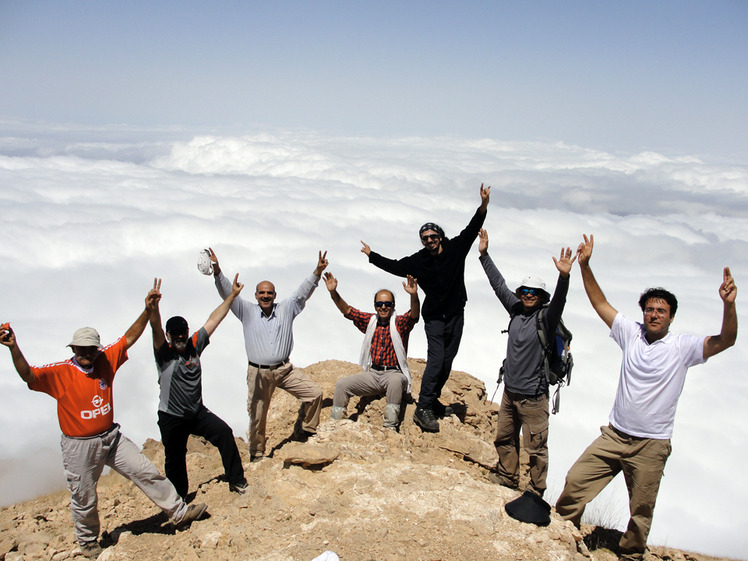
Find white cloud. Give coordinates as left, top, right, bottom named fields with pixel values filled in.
left=1, top=125, right=746, bottom=559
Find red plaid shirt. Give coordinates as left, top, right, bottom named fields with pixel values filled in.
left=345, top=307, right=417, bottom=367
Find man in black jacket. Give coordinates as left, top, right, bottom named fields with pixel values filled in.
left=361, top=184, right=490, bottom=432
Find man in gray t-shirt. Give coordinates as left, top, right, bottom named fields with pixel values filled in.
left=150, top=275, right=248, bottom=497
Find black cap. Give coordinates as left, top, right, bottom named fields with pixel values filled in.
left=165, top=316, right=189, bottom=333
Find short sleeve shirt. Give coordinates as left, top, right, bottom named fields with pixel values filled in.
left=28, top=337, right=128, bottom=437
left=609, top=313, right=706, bottom=439
left=154, top=328, right=209, bottom=417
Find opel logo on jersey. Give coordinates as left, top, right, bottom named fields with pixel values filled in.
left=81, top=394, right=111, bottom=420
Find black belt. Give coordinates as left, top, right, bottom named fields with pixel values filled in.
left=249, top=359, right=289, bottom=370
left=371, top=364, right=399, bottom=371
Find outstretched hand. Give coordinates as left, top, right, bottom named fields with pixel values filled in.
left=553, top=247, right=577, bottom=278
left=478, top=228, right=489, bottom=256
left=323, top=272, right=338, bottom=292
left=576, top=234, right=594, bottom=267
left=479, top=183, right=491, bottom=210
left=207, top=247, right=221, bottom=275
left=0, top=323, right=15, bottom=348
left=145, top=278, right=162, bottom=311
left=403, top=274, right=418, bottom=295
left=360, top=241, right=371, bottom=256
left=719, top=267, right=737, bottom=304
left=314, top=250, right=329, bottom=276
left=231, top=273, right=244, bottom=296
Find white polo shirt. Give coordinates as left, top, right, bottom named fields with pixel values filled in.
left=608, top=313, right=706, bottom=439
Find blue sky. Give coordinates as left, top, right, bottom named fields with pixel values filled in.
left=1, top=1, right=747, bottom=158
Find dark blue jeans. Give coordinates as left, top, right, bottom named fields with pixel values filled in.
left=417, top=313, right=465, bottom=409
left=158, top=406, right=245, bottom=498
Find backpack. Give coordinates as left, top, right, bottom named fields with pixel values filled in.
left=536, top=306, right=573, bottom=414
left=492, top=306, right=573, bottom=414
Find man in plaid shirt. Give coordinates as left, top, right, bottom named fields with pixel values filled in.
left=324, top=272, right=420, bottom=429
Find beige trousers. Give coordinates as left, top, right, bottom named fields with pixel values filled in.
left=246, top=362, right=322, bottom=456
left=555, top=424, right=672, bottom=560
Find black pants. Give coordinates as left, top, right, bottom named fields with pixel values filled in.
left=417, top=313, right=465, bottom=409
left=157, top=406, right=245, bottom=498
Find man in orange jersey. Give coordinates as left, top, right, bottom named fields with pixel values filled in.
left=0, top=280, right=206, bottom=559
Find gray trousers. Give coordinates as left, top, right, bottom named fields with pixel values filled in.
left=333, top=368, right=407, bottom=408
left=61, top=424, right=188, bottom=545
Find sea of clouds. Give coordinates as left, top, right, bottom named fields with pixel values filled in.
left=1, top=122, right=746, bottom=558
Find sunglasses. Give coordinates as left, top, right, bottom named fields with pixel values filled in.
left=374, top=301, right=394, bottom=308
left=520, top=288, right=539, bottom=297
left=421, top=234, right=440, bottom=242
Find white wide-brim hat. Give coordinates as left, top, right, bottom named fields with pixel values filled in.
left=515, top=275, right=550, bottom=301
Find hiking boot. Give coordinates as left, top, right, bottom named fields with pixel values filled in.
left=79, top=541, right=102, bottom=559
left=176, top=502, right=208, bottom=527
left=432, top=401, right=454, bottom=418
left=488, top=472, right=519, bottom=490
left=413, top=407, right=439, bottom=432
left=229, top=479, right=248, bottom=494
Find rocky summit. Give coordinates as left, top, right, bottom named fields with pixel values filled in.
left=0, top=359, right=735, bottom=561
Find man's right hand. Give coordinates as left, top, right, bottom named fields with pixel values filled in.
left=478, top=228, right=489, bottom=256
left=323, top=272, right=338, bottom=292
left=208, top=247, right=222, bottom=276
left=0, top=323, right=15, bottom=348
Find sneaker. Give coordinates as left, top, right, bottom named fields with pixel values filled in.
left=432, top=401, right=454, bottom=418
left=176, top=502, right=208, bottom=527
left=79, top=541, right=102, bottom=559
left=229, top=479, right=248, bottom=494
left=413, top=407, right=440, bottom=432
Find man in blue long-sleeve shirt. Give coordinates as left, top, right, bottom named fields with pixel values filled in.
left=207, top=248, right=328, bottom=460
left=361, top=184, right=490, bottom=432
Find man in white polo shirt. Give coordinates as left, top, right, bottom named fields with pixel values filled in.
left=555, top=234, right=738, bottom=561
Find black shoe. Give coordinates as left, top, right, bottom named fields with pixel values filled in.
left=229, top=479, right=248, bottom=494
left=432, top=401, right=454, bottom=418
left=413, top=407, right=440, bottom=432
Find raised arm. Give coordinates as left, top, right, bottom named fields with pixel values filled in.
left=1, top=324, right=34, bottom=384
left=208, top=247, right=222, bottom=277
left=149, top=285, right=166, bottom=350
left=203, top=273, right=244, bottom=336
left=125, top=278, right=162, bottom=349
left=324, top=272, right=351, bottom=316
left=403, top=275, right=420, bottom=322
left=577, top=234, right=617, bottom=328
left=703, top=267, right=738, bottom=359
left=479, top=182, right=490, bottom=214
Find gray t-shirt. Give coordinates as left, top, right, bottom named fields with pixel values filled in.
left=155, top=327, right=209, bottom=417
